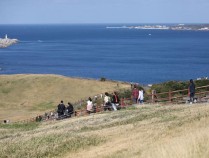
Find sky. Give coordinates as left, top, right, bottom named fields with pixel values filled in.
left=0, top=0, right=209, bottom=24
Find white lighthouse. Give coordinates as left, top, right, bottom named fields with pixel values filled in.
left=5, top=34, right=8, bottom=39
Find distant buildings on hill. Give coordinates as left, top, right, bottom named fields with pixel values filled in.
left=106, top=24, right=209, bottom=31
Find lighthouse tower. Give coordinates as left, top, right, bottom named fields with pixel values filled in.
left=5, top=34, right=8, bottom=39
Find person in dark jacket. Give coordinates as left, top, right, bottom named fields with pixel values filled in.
left=188, top=79, right=195, bottom=104
left=66, top=102, right=74, bottom=117
left=57, top=100, right=66, bottom=117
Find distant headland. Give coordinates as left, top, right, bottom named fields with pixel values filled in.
left=106, top=24, right=209, bottom=31
left=0, top=34, right=18, bottom=48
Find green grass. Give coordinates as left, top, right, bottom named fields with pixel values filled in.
left=31, top=102, right=55, bottom=111
left=0, top=87, right=12, bottom=94
left=0, top=122, right=39, bottom=131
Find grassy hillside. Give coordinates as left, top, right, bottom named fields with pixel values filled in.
left=0, top=74, right=130, bottom=121
left=0, top=103, right=209, bottom=158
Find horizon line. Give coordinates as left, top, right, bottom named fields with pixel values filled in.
left=0, top=22, right=209, bottom=25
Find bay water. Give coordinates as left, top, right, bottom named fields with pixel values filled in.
left=0, top=24, right=209, bottom=84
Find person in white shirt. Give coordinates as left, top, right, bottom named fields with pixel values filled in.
left=86, top=97, right=93, bottom=114
left=104, top=92, right=111, bottom=111
left=138, top=89, right=144, bottom=104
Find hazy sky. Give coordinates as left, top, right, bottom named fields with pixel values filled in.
left=0, top=0, right=209, bottom=24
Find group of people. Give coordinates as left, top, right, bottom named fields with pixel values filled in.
left=132, top=85, right=144, bottom=104
left=103, top=91, right=120, bottom=111
left=131, top=79, right=197, bottom=105
left=86, top=91, right=120, bottom=114
left=55, top=79, right=195, bottom=119
left=57, top=101, right=74, bottom=118
left=55, top=92, right=121, bottom=119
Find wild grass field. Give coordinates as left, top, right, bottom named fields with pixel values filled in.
left=1, top=103, right=209, bottom=158
left=0, top=74, right=130, bottom=121
left=1, top=74, right=209, bottom=158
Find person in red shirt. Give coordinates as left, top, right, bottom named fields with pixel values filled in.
left=111, top=91, right=120, bottom=110
left=132, top=85, right=139, bottom=104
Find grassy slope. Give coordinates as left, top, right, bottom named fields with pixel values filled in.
left=1, top=103, right=209, bottom=158
left=0, top=74, right=130, bottom=121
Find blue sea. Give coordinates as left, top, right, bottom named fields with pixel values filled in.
left=0, top=24, right=209, bottom=84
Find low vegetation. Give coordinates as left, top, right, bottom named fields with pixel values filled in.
left=0, top=74, right=130, bottom=121
left=149, top=79, right=209, bottom=103
left=1, top=103, right=209, bottom=158
left=1, top=75, right=209, bottom=157
left=151, top=79, right=209, bottom=94
left=0, top=122, right=39, bottom=131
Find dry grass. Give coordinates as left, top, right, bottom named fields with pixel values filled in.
left=1, top=74, right=209, bottom=157
left=0, top=74, right=130, bottom=121
left=1, top=103, right=209, bottom=158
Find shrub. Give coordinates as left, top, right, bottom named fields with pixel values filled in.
left=100, top=77, right=106, bottom=82
left=150, top=79, right=209, bottom=101
left=118, top=89, right=132, bottom=99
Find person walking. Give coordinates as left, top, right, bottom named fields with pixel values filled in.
left=132, top=85, right=139, bottom=104
left=138, top=89, right=144, bottom=104
left=111, top=91, right=119, bottom=111
left=188, top=79, right=195, bottom=104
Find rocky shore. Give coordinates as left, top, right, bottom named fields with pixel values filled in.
left=0, top=35, right=18, bottom=48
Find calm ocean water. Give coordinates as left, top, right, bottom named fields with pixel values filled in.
left=0, top=24, right=209, bottom=84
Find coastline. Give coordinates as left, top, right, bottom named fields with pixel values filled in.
left=106, top=24, right=209, bottom=31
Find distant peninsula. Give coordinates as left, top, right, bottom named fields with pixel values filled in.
left=106, top=24, right=209, bottom=31
left=0, top=35, right=18, bottom=48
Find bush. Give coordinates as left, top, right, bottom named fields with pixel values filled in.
left=152, top=80, right=209, bottom=93
left=118, top=89, right=132, bottom=99
left=151, top=81, right=187, bottom=93
left=150, top=79, right=209, bottom=100
left=100, top=77, right=106, bottom=82
left=195, top=79, right=209, bottom=88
